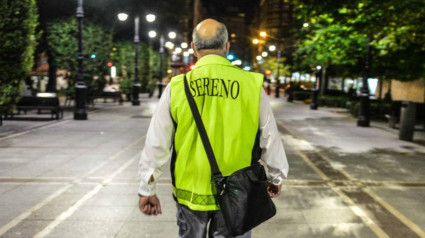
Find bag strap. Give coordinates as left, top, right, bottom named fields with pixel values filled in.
left=183, top=74, right=223, bottom=179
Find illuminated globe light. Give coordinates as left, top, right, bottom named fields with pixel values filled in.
left=183, top=51, right=190, bottom=57
left=243, top=66, right=251, bottom=71
left=148, top=30, right=157, bottom=38
left=107, top=62, right=113, bottom=67
left=252, top=39, right=259, bottom=44
left=146, top=14, right=156, bottom=23
left=316, top=65, right=322, bottom=70
left=227, top=54, right=235, bottom=61
left=175, top=47, right=182, bottom=54
left=168, top=31, right=176, bottom=39
left=188, top=48, right=194, bottom=54
left=165, top=41, right=174, bottom=49
left=261, top=51, right=268, bottom=57
left=90, top=53, right=96, bottom=59
left=260, top=31, right=267, bottom=38
left=265, top=69, right=272, bottom=75
left=181, top=42, right=188, bottom=49
left=231, top=60, right=242, bottom=66
left=117, top=13, right=128, bottom=21
left=303, top=22, right=309, bottom=28
left=256, top=55, right=262, bottom=61
left=269, top=45, right=276, bottom=51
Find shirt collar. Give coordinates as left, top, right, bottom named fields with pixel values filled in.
left=194, top=55, right=234, bottom=68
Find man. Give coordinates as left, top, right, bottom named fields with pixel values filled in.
left=138, top=19, right=289, bottom=238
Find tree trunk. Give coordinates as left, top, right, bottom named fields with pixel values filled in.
left=46, top=49, right=57, bottom=92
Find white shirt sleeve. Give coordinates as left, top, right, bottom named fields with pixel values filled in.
left=138, top=84, right=175, bottom=196
left=259, top=88, right=289, bottom=185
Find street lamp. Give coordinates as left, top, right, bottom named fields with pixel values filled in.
left=146, top=14, right=156, bottom=23
left=118, top=13, right=155, bottom=106
left=357, top=38, right=371, bottom=127
left=310, top=65, right=321, bottom=110
left=148, top=30, right=157, bottom=38
left=252, top=39, right=259, bottom=44
left=261, top=51, right=268, bottom=57
left=74, top=0, right=87, bottom=120
left=168, top=31, right=176, bottom=39
left=260, top=31, right=267, bottom=38
left=269, top=45, right=276, bottom=52
left=117, top=13, right=128, bottom=21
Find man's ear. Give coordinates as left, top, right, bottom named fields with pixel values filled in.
left=225, top=42, right=230, bottom=54
left=191, top=42, right=198, bottom=58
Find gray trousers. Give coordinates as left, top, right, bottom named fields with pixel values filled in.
left=176, top=203, right=251, bottom=238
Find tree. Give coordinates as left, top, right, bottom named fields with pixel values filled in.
left=47, top=18, right=113, bottom=99
left=0, top=0, right=38, bottom=117
left=293, top=0, right=425, bottom=81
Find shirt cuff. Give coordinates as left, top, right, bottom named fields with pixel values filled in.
left=138, top=167, right=157, bottom=196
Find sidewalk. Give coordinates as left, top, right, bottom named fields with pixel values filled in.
left=0, top=95, right=424, bottom=237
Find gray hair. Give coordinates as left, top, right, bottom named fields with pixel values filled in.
left=192, top=22, right=228, bottom=51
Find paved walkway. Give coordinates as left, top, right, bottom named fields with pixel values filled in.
left=0, top=95, right=424, bottom=238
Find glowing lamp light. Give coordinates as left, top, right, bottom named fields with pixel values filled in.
left=227, top=54, right=235, bottom=61
left=117, top=13, right=128, bottom=21
left=165, top=41, right=174, bottom=49
left=188, top=48, right=194, bottom=54
left=252, top=39, right=259, bottom=44
left=261, top=51, right=268, bottom=57
left=90, top=53, right=96, bottom=59
left=260, top=31, right=267, bottom=38
left=107, top=62, right=113, bottom=67
left=168, top=31, right=176, bottom=39
left=181, top=42, right=188, bottom=49
left=175, top=47, right=182, bottom=54
left=269, top=45, right=276, bottom=51
left=190, top=65, right=196, bottom=70
left=303, top=22, right=309, bottom=28
left=265, top=69, right=272, bottom=75
left=256, top=55, right=262, bottom=61
left=148, top=30, right=157, bottom=38
left=183, top=51, right=190, bottom=57
left=146, top=14, right=156, bottom=23
left=243, top=66, right=251, bottom=71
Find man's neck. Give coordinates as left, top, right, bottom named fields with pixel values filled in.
left=197, top=49, right=226, bottom=59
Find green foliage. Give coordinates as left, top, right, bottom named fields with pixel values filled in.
left=47, top=18, right=113, bottom=98
left=0, top=0, right=38, bottom=116
left=319, top=95, right=350, bottom=108
left=119, top=77, right=132, bottom=96
left=293, top=0, right=425, bottom=80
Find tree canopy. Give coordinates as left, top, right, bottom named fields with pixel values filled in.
left=293, top=0, right=425, bottom=80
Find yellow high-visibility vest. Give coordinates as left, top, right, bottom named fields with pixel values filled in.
left=170, top=55, right=263, bottom=211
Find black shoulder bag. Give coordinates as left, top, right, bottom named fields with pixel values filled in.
left=183, top=74, right=276, bottom=236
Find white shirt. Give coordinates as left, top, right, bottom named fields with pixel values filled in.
left=138, top=83, right=289, bottom=196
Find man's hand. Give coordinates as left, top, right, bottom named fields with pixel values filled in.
left=266, top=182, right=282, bottom=198
left=138, top=195, right=162, bottom=215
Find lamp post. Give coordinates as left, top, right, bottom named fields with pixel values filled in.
left=132, top=16, right=141, bottom=106
left=275, top=49, right=281, bottom=98
left=158, top=34, right=165, bottom=98
left=74, top=0, right=87, bottom=120
left=118, top=13, right=156, bottom=105
left=357, top=39, right=371, bottom=127
left=310, top=65, right=321, bottom=110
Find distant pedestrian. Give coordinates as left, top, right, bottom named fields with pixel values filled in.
left=138, top=19, right=289, bottom=238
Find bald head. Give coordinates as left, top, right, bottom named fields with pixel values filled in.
left=192, top=19, right=229, bottom=56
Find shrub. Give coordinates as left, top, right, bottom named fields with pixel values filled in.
left=0, top=0, right=38, bottom=116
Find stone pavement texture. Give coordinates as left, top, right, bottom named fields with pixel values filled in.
left=0, top=95, right=424, bottom=238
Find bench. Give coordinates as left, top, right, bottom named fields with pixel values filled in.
left=94, top=91, right=123, bottom=105
left=14, top=94, right=63, bottom=119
